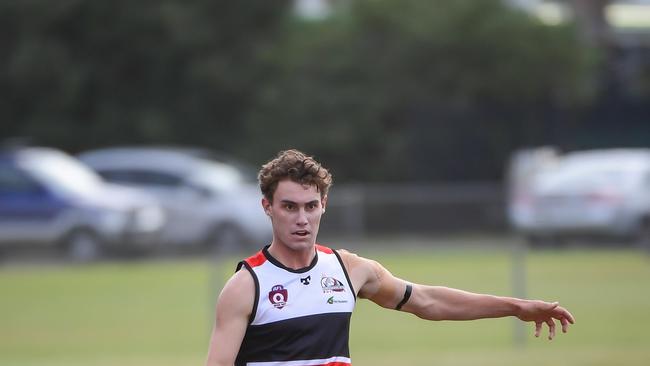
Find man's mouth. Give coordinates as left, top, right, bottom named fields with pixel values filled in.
left=292, top=230, right=310, bottom=237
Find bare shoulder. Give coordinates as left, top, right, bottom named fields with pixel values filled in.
left=335, top=249, right=391, bottom=294
left=336, top=249, right=370, bottom=272
left=336, top=248, right=359, bottom=266
left=207, top=267, right=255, bottom=365
left=336, top=249, right=403, bottom=307
left=336, top=249, right=387, bottom=276
left=217, top=266, right=255, bottom=318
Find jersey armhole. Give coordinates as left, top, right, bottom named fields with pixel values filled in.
left=236, top=260, right=260, bottom=324
left=333, top=249, right=357, bottom=301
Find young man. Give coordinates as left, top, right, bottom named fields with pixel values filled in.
left=205, top=149, right=574, bottom=366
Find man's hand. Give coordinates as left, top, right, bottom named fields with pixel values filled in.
left=516, top=300, right=575, bottom=340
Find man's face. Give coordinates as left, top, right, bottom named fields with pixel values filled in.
left=263, top=179, right=327, bottom=251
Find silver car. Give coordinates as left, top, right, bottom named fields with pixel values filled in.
left=508, top=148, right=650, bottom=246
left=0, top=147, right=166, bottom=261
left=78, top=147, right=272, bottom=253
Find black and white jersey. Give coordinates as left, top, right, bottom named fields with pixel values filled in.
left=235, top=244, right=356, bottom=366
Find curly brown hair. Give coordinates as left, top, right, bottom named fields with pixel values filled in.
left=258, top=149, right=333, bottom=202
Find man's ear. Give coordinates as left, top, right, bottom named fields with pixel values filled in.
left=262, top=197, right=272, bottom=216
left=321, top=195, right=328, bottom=213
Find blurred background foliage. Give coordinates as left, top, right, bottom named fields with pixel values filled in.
left=2, top=0, right=645, bottom=182
left=1, top=0, right=291, bottom=152
left=249, top=0, right=596, bottom=181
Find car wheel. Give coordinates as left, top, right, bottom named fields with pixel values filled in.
left=207, top=224, right=246, bottom=255
left=65, top=230, right=103, bottom=262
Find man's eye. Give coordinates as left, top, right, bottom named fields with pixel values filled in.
left=284, top=204, right=295, bottom=210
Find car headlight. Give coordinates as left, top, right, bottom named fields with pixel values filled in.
left=132, top=206, right=166, bottom=232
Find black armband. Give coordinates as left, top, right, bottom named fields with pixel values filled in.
left=395, top=284, right=412, bottom=310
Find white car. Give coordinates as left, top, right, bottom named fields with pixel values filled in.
left=78, top=147, right=272, bottom=252
left=0, top=147, right=166, bottom=261
left=508, top=148, right=650, bottom=246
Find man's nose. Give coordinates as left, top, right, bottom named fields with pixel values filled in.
left=296, top=209, right=308, bottom=226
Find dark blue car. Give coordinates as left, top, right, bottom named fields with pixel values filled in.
left=0, top=147, right=165, bottom=261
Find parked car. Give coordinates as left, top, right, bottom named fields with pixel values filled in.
left=0, top=147, right=166, bottom=261
left=508, top=148, right=650, bottom=246
left=78, top=147, right=272, bottom=252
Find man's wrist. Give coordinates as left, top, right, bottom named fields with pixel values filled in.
left=506, top=297, right=526, bottom=318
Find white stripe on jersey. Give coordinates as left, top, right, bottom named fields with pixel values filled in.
left=247, top=356, right=352, bottom=366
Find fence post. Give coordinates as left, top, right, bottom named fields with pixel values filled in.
left=512, top=237, right=528, bottom=348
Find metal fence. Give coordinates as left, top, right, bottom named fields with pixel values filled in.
left=320, top=182, right=507, bottom=237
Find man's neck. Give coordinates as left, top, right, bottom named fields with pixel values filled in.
left=267, top=242, right=316, bottom=270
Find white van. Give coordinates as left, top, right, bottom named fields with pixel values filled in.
left=508, top=148, right=650, bottom=246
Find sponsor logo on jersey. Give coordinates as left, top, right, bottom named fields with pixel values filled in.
left=327, top=296, right=348, bottom=304
left=268, top=285, right=288, bottom=309
left=321, top=275, right=345, bottom=293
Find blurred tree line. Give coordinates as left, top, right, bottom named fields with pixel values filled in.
left=1, top=0, right=600, bottom=182
left=0, top=0, right=289, bottom=152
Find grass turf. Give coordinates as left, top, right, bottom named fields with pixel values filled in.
left=1, top=245, right=648, bottom=366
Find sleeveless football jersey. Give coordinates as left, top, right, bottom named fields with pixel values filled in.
left=234, top=244, right=356, bottom=366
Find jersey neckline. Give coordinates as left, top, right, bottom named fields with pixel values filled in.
left=262, top=244, right=319, bottom=273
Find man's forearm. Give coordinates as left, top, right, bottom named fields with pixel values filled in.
left=408, top=285, right=524, bottom=321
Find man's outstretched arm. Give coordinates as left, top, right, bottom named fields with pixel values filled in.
left=338, top=250, right=575, bottom=340
left=401, top=285, right=574, bottom=339
left=205, top=269, right=254, bottom=366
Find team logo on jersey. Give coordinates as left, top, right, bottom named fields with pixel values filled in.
left=300, top=275, right=311, bottom=285
left=268, top=285, right=288, bottom=309
left=321, top=275, right=345, bottom=293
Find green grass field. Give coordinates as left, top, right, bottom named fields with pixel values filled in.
left=1, top=244, right=649, bottom=366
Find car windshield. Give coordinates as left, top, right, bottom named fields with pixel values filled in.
left=20, top=151, right=104, bottom=197
left=537, top=164, right=641, bottom=192
left=188, top=161, right=246, bottom=192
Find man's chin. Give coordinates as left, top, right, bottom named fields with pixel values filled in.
left=285, top=237, right=315, bottom=250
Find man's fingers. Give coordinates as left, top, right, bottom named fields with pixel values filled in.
left=553, top=306, right=575, bottom=326
left=560, top=317, right=570, bottom=333
left=529, top=302, right=574, bottom=339
left=562, top=308, right=576, bottom=324
left=546, top=319, right=556, bottom=340
left=534, top=321, right=543, bottom=337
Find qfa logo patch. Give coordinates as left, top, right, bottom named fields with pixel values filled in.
left=268, top=285, right=288, bottom=309
left=321, top=276, right=345, bottom=293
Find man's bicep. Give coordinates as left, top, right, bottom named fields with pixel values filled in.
left=356, top=257, right=409, bottom=310
left=205, top=270, right=254, bottom=366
